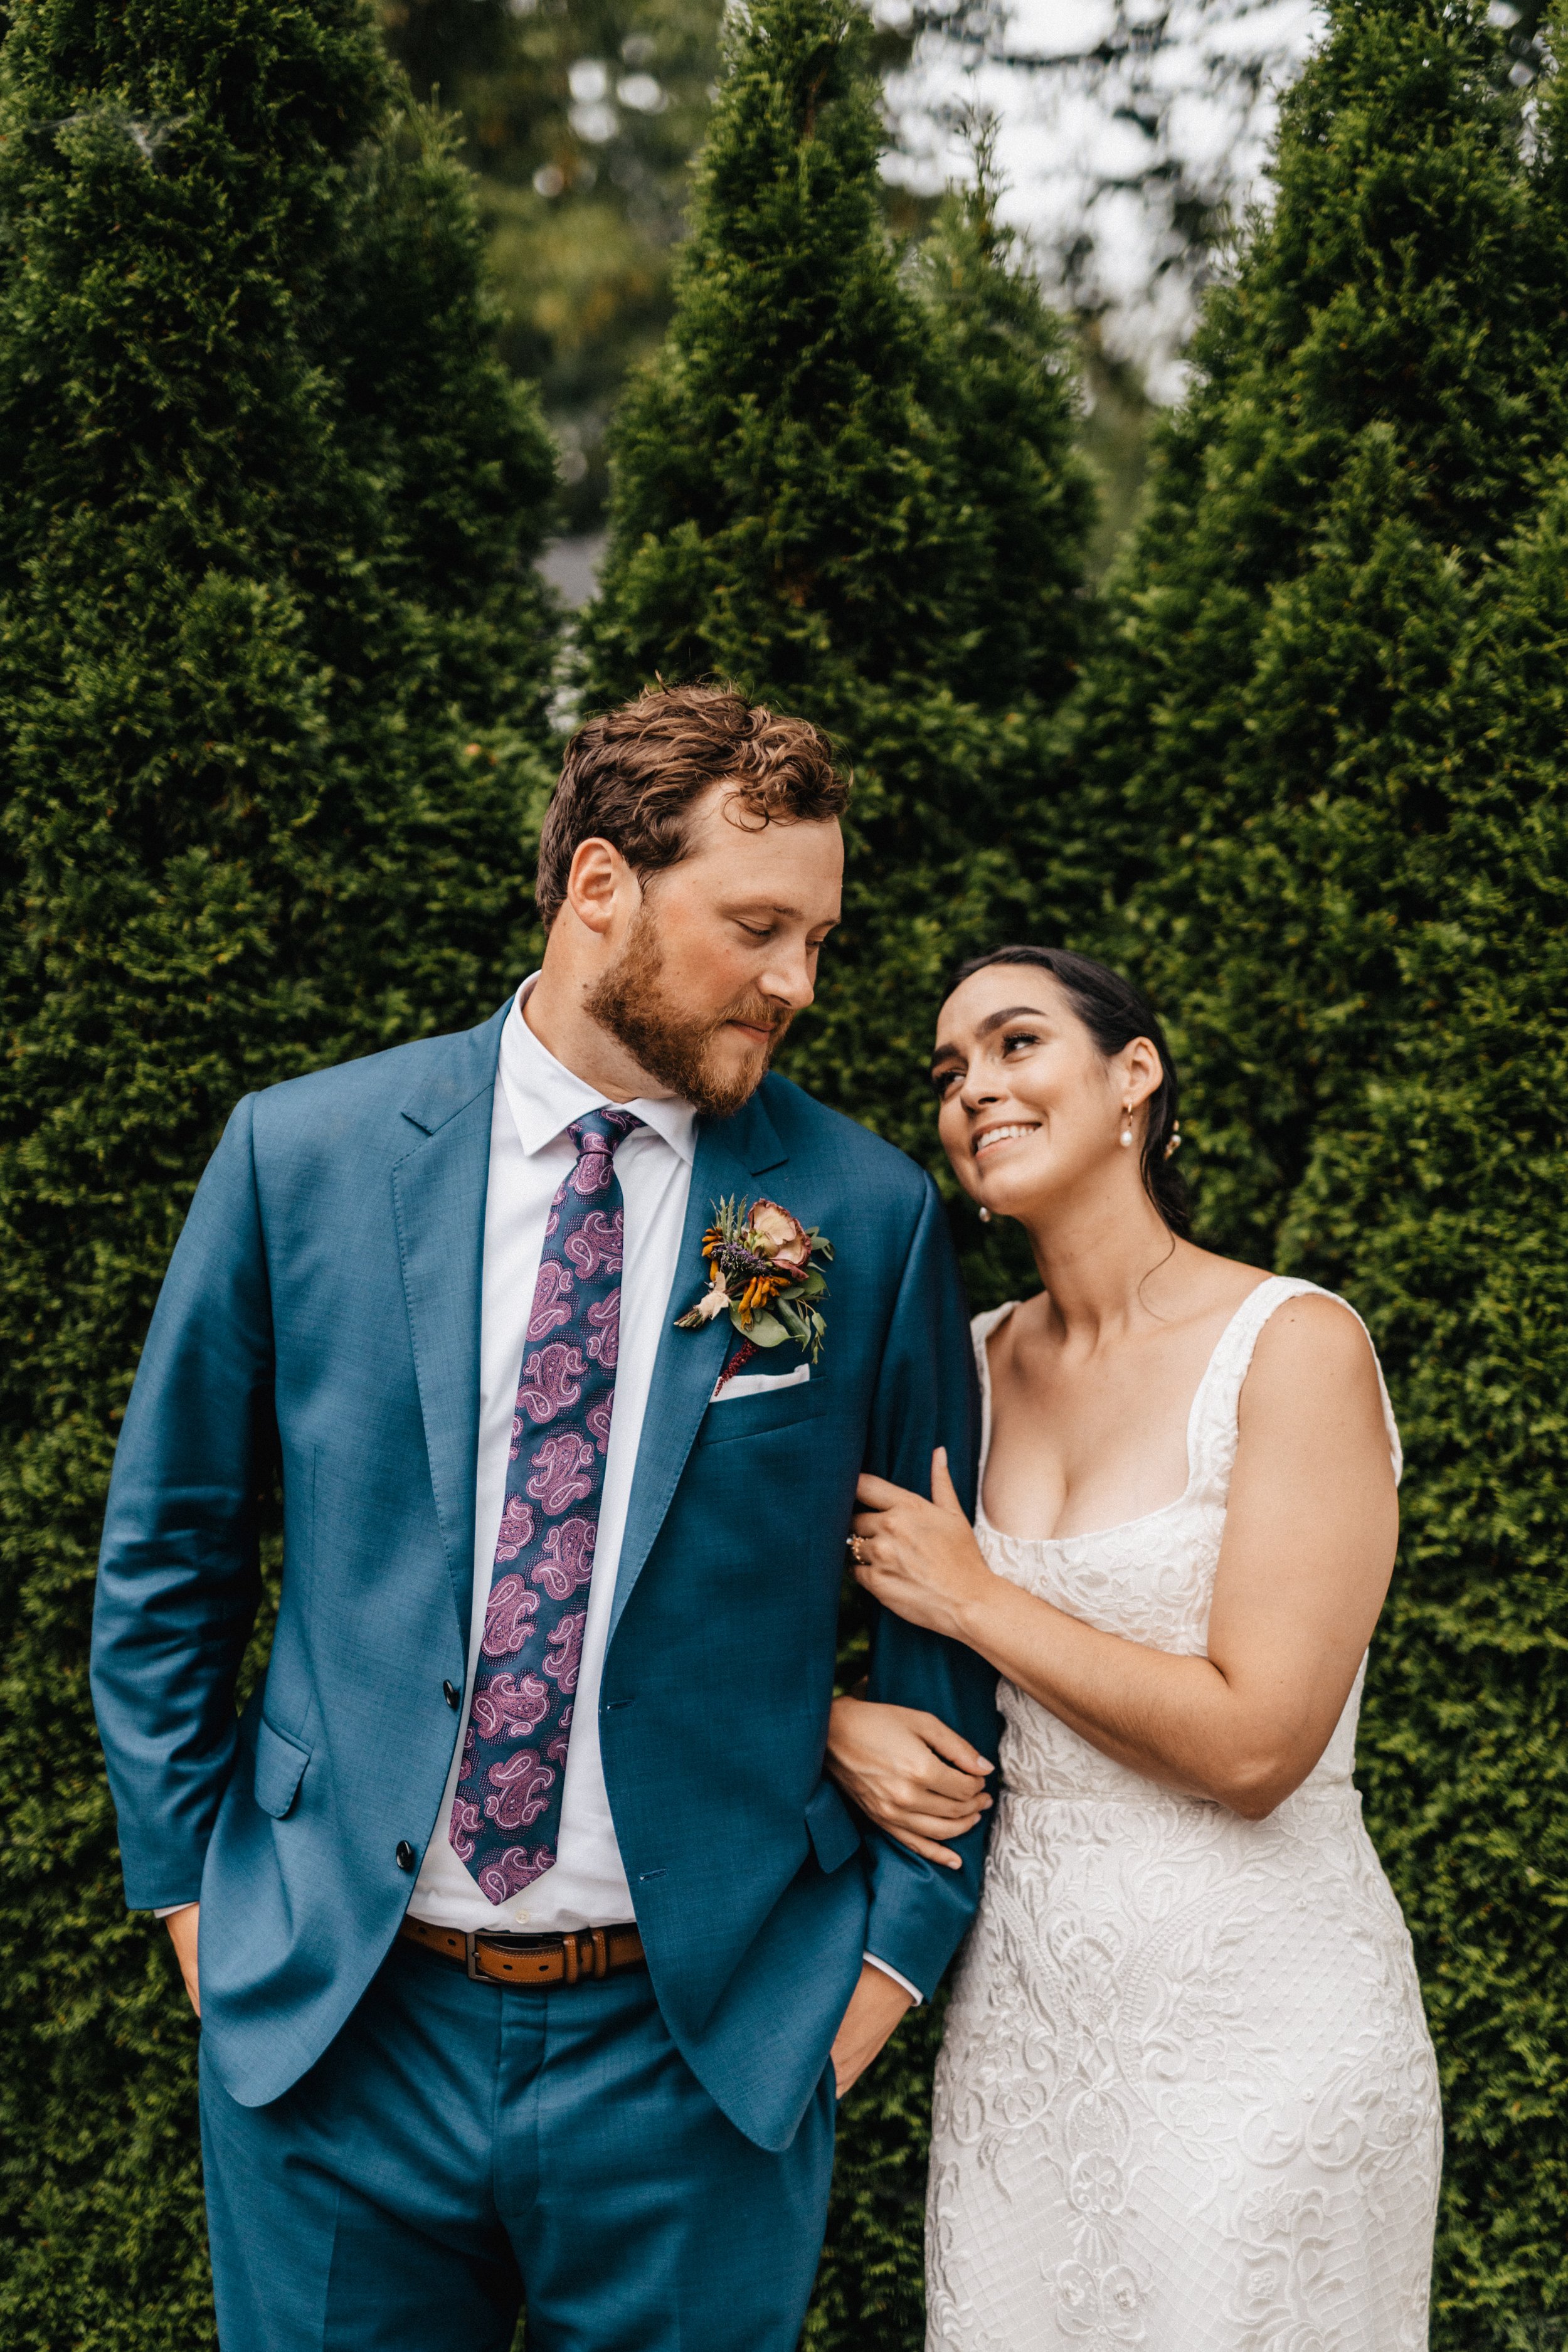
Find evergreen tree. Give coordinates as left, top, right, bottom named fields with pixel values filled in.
left=0, top=3, right=557, bottom=2339
left=1054, top=3, right=1568, bottom=2334
left=583, top=7, right=1092, bottom=2340
left=1056, top=0, right=1554, bottom=1250
left=581, top=0, right=1093, bottom=1184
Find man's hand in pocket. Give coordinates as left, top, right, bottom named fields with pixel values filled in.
left=164, top=1903, right=200, bottom=2017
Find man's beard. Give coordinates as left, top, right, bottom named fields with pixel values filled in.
left=585, top=908, right=794, bottom=1118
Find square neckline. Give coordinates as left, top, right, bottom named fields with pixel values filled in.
left=974, top=1276, right=1281, bottom=1549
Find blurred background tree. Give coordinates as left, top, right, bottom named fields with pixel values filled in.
left=376, top=0, right=1153, bottom=559
left=379, top=0, right=724, bottom=534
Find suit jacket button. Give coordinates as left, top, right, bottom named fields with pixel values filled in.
left=443, top=1680, right=460, bottom=1710
left=396, top=1841, right=416, bottom=1872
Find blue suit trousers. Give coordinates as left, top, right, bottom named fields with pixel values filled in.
left=199, top=1944, right=836, bottom=2351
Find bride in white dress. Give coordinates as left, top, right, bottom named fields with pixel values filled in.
left=825, top=945, right=1441, bottom=2352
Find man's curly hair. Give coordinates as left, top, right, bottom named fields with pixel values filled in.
left=536, top=682, right=849, bottom=927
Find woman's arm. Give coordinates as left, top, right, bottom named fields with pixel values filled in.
left=825, top=1697, right=995, bottom=1868
left=850, top=1296, right=1397, bottom=1821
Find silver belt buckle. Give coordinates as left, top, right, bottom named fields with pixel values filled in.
left=464, top=1930, right=485, bottom=1983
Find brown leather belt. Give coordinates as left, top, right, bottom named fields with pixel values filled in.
left=399, top=1915, right=645, bottom=1988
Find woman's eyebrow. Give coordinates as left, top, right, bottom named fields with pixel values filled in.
left=973, top=1004, right=1050, bottom=1038
left=930, top=1005, right=1051, bottom=1074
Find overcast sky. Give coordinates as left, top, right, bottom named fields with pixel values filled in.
left=881, top=0, right=1323, bottom=396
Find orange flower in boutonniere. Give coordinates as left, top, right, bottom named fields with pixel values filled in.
left=674, top=1195, right=832, bottom=1362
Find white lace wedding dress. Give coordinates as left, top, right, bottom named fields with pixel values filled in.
left=926, top=1277, right=1441, bottom=2352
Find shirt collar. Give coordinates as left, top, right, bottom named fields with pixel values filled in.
left=499, top=977, right=697, bottom=1167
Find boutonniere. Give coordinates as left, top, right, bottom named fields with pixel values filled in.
left=674, top=1195, right=833, bottom=1364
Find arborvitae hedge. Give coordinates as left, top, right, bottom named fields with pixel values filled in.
left=0, top=3, right=558, bottom=2341
left=1056, top=3, right=1568, bottom=2338
left=1056, top=0, right=1559, bottom=1252
left=581, top=7, right=1092, bottom=2338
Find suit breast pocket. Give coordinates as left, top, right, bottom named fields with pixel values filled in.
left=697, top=1377, right=832, bottom=1447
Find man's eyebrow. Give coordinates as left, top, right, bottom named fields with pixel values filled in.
left=728, top=899, right=839, bottom=925
left=930, top=1004, right=1051, bottom=1069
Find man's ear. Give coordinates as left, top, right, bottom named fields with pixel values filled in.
left=563, top=837, right=632, bottom=939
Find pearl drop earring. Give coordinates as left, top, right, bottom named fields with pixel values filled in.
left=978, top=1206, right=992, bottom=1223
left=1120, top=1102, right=1135, bottom=1149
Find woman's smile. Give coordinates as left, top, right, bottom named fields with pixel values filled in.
left=972, top=1121, right=1041, bottom=1158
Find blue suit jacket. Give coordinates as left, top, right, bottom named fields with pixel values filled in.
left=91, top=1003, right=1000, bottom=2149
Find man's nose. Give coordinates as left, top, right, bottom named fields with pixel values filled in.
left=760, top=941, right=817, bottom=1010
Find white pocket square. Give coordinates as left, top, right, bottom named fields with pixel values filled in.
left=709, top=1362, right=812, bottom=1404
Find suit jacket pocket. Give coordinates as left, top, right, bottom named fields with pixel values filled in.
left=698, top=1377, right=830, bottom=1447
left=253, top=1715, right=312, bottom=1819
left=805, top=1777, right=861, bottom=1874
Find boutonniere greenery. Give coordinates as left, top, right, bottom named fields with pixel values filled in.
left=674, top=1196, right=832, bottom=1362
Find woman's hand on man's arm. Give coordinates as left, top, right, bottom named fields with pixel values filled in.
left=825, top=1695, right=994, bottom=1869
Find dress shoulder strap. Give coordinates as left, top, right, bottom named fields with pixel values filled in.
left=1187, top=1276, right=1402, bottom=1496
left=971, top=1303, right=1017, bottom=1490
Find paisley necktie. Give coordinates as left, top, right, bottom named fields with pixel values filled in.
left=448, top=1106, right=642, bottom=1904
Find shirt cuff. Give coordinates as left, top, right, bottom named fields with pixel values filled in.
left=864, top=1951, right=922, bottom=2006
left=153, top=1904, right=198, bottom=1920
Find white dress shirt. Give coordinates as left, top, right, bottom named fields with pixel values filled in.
left=410, top=977, right=696, bottom=1933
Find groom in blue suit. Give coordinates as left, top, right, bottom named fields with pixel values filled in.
left=92, top=683, right=999, bottom=2352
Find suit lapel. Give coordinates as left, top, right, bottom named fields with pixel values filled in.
left=392, top=1003, right=510, bottom=1647
left=607, top=1088, right=789, bottom=1649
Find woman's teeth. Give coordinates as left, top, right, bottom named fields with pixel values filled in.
left=973, top=1124, right=1037, bottom=1157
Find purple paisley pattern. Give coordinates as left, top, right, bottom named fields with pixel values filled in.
left=542, top=1609, right=586, bottom=1693
left=532, top=1516, right=596, bottom=1600
left=449, top=1796, right=484, bottom=1863
left=516, top=1340, right=585, bottom=1427
left=470, top=1670, right=551, bottom=1740
left=493, top=1493, right=536, bottom=1564
left=484, top=1748, right=556, bottom=1830
left=586, top=1291, right=620, bottom=1369
left=526, top=1259, right=575, bottom=1340
left=449, top=1107, right=641, bottom=1896
left=569, top=1147, right=618, bottom=1199
left=482, top=1573, right=539, bottom=1658
left=477, top=1845, right=556, bottom=1905
left=564, top=1208, right=623, bottom=1279
left=526, top=1430, right=596, bottom=1514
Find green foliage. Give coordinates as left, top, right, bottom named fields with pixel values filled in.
left=0, top=2, right=558, bottom=2341
left=1285, top=470, right=1568, bottom=2344
left=1052, top=1, right=1568, bottom=2337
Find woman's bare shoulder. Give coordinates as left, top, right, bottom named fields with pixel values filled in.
left=1244, top=1286, right=1385, bottom=1420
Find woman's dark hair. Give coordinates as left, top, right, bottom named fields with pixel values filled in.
left=945, top=945, right=1191, bottom=1237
